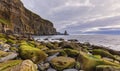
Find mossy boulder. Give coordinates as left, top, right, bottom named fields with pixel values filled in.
left=0, top=60, right=22, bottom=71
left=7, top=35, right=16, bottom=40
left=78, top=51, right=120, bottom=71
left=19, top=41, right=47, bottom=63
left=10, top=47, right=18, bottom=52
left=0, top=50, right=9, bottom=58
left=0, top=38, right=7, bottom=42
left=64, top=48, right=79, bottom=57
left=96, top=65, right=120, bottom=71
left=91, top=49, right=115, bottom=60
left=36, top=45, right=49, bottom=51
left=7, top=39, right=17, bottom=44
left=11, top=60, right=37, bottom=71
left=45, top=42, right=56, bottom=49
left=28, top=41, right=37, bottom=47
left=0, top=34, right=7, bottom=42
left=59, top=41, right=81, bottom=50
left=59, top=50, right=67, bottom=57
left=50, top=56, right=75, bottom=71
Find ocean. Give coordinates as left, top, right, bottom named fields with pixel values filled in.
left=33, top=34, right=120, bottom=51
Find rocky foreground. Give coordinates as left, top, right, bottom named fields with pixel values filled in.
left=0, top=33, right=120, bottom=71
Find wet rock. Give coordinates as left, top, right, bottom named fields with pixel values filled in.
left=47, top=68, right=57, bottom=71
left=50, top=56, right=75, bottom=71
left=63, top=69, right=78, bottom=71
left=46, top=52, right=59, bottom=62
left=44, top=38, right=49, bottom=40
left=11, top=60, right=37, bottom=71
left=38, top=63, right=50, bottom=71
left=57, top=38, right=65, bottom=41
left=68, top=39, right=78, bottom=42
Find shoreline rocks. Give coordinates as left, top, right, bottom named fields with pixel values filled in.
left=0, top=34, right=120, bottom=71
left=50, top=56, right=76, bottom=71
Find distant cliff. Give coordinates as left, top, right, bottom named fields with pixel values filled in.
left=0, top=0, right=57, bottom=35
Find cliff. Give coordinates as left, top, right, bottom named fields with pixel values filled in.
left=0, top=0, right=57, bottom=35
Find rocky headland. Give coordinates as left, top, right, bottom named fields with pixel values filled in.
left=0, top=0, right=57, bottom=35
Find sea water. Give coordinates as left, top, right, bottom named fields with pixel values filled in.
left=33, top=34, right=120, bottom=51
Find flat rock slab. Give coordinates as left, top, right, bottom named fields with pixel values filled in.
left=0, top=53, right=18, bottom=62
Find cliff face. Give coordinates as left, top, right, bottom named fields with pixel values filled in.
left=0, top=0, right=57, bottom=35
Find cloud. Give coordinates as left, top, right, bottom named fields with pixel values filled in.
left=82, top=25, right=120, bottom=32
left=21, top=0, right=120, bottom=34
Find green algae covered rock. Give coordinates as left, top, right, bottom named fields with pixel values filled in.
left=45, top=42, right=56, bottom=49
left=59, top=50, right=68, bottom=57
left=7, top=35, right=16, bottom=40
left=64, top=48, right=79, bottom=57
left=0, top=34, right=7, bottom=42
left=51, top=56, right=75, bottom=71
left=0, top=38, right=7, bottom=43
left=59, top=41, right=81, bottom=50
left=78, top=51, right=120, bottom=71
left=11, top=60, right=37, bottom=71
left=9, top=47, right=18, bottom=52
left=0, top=50, right=9, bottom=58
left=19, top=41, right=47, bottom=63
left=36, top=45, right=49, bottom=51
left=91, top=49, right=115, bottom=60
left=0, top=60, right=22, bottom=71
left=6, top=39, right=17, bottom=44
left=96, top=65, right=120, bottom=71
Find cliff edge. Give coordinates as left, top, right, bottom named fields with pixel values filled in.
left=0, top=0, right=57, bottom=35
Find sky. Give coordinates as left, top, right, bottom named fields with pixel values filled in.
left=21, top=0, right=120, bottom=35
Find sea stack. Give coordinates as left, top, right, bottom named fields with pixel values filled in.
left=64, top=30, right=69, bottom=35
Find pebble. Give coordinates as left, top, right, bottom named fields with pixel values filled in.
left=47, top=68, right=57, bottom=71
